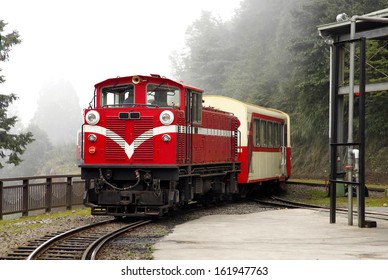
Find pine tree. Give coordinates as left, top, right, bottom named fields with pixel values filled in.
left=0, top=20, right=34, bottom=168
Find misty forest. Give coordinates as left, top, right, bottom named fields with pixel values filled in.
left=2, top=0, right=388, bottom=183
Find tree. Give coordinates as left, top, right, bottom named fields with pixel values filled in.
left=0, top=94, right=34, bottom=168
left=286, top=0, right=388, bottom=175
left=171, top=0, right=388, bottom=179
left=172, top=11, right=232, bottom=94
left=0, top=20, right=34, bottom=168
left=3, top=124, right=52, bottom=176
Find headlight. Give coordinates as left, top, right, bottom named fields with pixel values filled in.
left=85, top=110, right=100, bottom=125
left=159, top=110, right=174, bottom=125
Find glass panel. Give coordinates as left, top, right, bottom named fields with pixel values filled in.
left=260, top=120, right=267, bottom=147
left=101, top=84, right=135, bottom=107
left=191, top=91, right=202, bottom=123
left=254, top=119, right=260, bottom=147
left=274, top=123, right=279, bottom=147
left=146, top=84, right=180, bottom=107
left=267, top=122, right=273, bottom=148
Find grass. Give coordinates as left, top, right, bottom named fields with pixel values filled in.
left=0, top=208, right=91, bottom=233
left=125, top=244, right=154, bottom=260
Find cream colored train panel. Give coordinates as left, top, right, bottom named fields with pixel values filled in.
left=203, top=95, right=291, bottom=184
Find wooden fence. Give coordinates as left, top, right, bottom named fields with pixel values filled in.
left=0, top=174, right=87, bottom=220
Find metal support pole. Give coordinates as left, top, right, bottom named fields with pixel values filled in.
left=347, top=18, right=357, bottom=226
left=338, top=48, right=345, bottom=169
left=330, top=43, right=340, bottom=223
left=358, top=37, right=366, bottom=228
left=329, top=45, right=333, bottom=149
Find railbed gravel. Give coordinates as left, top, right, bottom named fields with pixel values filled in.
left=97, top=200, right=275, bottom=260
left=0, top=200, right=275, bottom=260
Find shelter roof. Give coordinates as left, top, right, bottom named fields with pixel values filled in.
left=318, top=8, right=388, bottom=43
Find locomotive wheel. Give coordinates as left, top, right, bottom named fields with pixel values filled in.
left=238, top=185, right=248, bottom=198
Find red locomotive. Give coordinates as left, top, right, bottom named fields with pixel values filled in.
left=78, top=74, right=291, bottom=217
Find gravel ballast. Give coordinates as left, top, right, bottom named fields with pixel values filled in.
left=0, top=201, right=272, bottom=260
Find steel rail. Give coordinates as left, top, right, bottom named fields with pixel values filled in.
left=262, top=196, right=388, bottom=222
left=26, top=219, right=114, bottom=260
left=82, top=219, right=152, bottom=260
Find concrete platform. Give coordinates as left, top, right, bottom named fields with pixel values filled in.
left=153, top=208, right=388, bottom=259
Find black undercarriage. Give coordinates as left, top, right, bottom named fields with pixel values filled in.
left=81, top=163, right=240, bottom=217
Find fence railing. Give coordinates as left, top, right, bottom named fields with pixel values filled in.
left=0, top=174, right=87, bottom=220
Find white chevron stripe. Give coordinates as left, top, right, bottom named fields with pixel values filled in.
left=84, top=125, right=179, bottom=160
left=84, top=124, right=234, bottom=160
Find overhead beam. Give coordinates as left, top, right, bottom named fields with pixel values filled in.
left=318, top=10, right=388, bottom=43
left=339, top=25, right=388, bottom=42
left=338, top=81, right=388, bottom=94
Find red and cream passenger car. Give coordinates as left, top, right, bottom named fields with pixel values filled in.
left=203, top=96, right=291, bottom=188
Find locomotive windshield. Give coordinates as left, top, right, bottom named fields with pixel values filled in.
left=101, top=84, right=135, bottom=107
left=146, top=84, right=180, bottom=107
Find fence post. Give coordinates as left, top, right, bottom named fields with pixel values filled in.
left=66, top=176, right=73, bottom=210
left=0, top=181, right=3, bottom=220
left=45, top=177, right=52, bottom=213
left=22, top=179, right=29, bottom=217
left=85, top=179, right=91, bottom=191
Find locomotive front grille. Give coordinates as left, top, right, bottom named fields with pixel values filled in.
left=134, top=116, right=153, bottom=160
left=106, top=117, right=126, bottom=160
left=177, top=112, right=186, bottom=163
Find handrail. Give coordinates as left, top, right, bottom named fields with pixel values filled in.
left=0, top=174, right=86, bottom=220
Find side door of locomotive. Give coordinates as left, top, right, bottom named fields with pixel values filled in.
left=185, top=90, right=203, bottom=164
left=184, top=89, right=192, bottom=164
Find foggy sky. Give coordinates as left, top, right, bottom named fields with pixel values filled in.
left=1, top=0, right=241, bottom=126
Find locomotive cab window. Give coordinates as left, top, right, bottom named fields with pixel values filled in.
left=146, top=84, right=180, bottom=107
left=101, top=84, right=135, bottom=107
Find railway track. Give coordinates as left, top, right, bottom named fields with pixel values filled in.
left=286, top=180, right=387, bottom=193
left=1, top=219, right=151, bottom=260
left=254, top=196, right=388, bottom=222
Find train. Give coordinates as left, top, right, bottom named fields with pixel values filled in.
left=77, top=74, right=291, bottom=217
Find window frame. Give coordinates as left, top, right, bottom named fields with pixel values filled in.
left=191, top=91, right=203, bottom=124
left=101, top=84, right=135, bottom=107
left=146, top=83, right=181, bottom=108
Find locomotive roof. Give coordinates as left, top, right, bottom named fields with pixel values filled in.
left=94, top=74, right=203, bottom=92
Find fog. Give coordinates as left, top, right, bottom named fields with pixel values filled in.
left=0, top=0, right=242, bottom=177
left=1, top=0, right=241, bottom=126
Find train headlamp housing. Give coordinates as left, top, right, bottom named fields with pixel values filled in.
left=159, top=110, right=174, bottom=125
left=162, top=134, right=171, bottom=142
left=88, top=134, right=97, bottom=142
left=85, top=110, right=100, bottom=125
